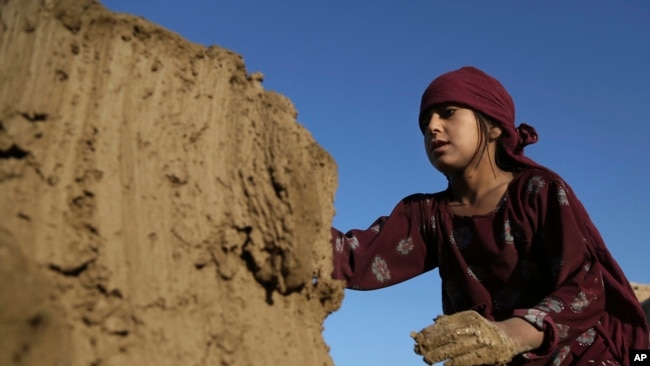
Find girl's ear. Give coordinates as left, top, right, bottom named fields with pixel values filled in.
left=488, top=126, right=503, bottom=141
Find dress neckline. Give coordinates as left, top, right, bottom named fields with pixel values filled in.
left=442, top=171, right=525, bottom=219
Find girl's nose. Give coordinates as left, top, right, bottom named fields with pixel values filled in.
left=427, top=114, right=442, bottom=135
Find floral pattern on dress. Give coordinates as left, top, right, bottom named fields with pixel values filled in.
left=335, top=237, right=344, bottom=253
left=371, top=256, right=391, bottom=283
left=537, top=296, right=564, bottom=313
left=396, top=237, right=414, bottom=255
left=577, top=328, right=596, bottom=346
left=450, top=226, right=473, bottom=250
left=370, top=224, right=381, bottom=233
left=556, top=323, right=570, bottom=340
left=503, top=220, right=515, bottom=245
left=551, top=345, right=571, bottom=366
left=570, top=291, right=592, bottom=313
left=557, top=186, right=569, bottom=205
left=348, top=236, right=359, bottom=251
left=527, top=176, right=546, bottom=194
left=430, top=216, right=436, bottom=232
left=523, top=308, right=548, bottom=328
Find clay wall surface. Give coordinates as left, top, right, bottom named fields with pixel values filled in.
left=0, top=0, right=343, bottom=365
left=632, top=283, right=650, bottom=325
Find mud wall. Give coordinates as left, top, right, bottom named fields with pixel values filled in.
left=0, top=0, right=343, bottom=365
left=632, top=283, right=650, bottom=326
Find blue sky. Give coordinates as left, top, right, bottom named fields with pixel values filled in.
left=102, top=1, right=650, bottom=364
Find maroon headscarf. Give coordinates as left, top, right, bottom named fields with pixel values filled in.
left=419, top=66, right=541, bottom=169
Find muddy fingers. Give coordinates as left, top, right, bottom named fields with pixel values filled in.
left=411, top=310, right=523, bottom=366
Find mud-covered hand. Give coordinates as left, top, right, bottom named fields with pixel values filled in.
left=410, top=310, right=534, bottom=366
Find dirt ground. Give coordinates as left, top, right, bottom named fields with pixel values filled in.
left=0, top=0, right=343, bottom=365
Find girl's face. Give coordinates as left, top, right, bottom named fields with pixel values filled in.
left=422, top=105, right=492, bottom=175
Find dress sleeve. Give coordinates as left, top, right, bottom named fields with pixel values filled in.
left=512, top=175, right=607, bottom=359
left=331, top=194, right=438, bottom=290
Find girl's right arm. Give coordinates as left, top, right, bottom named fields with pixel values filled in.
left=331, top=194, right=438, bottom=290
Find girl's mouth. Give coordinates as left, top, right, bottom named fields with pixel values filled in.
left=430, top=140, right=449, bottom=154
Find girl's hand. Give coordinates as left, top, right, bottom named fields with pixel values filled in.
left=411, top=310, right=541, bottom=366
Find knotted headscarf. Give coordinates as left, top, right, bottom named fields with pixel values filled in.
left=419, top=66, right=540, bottom=169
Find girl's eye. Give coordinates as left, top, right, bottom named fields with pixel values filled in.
left=440, top=108, right=456, bottom=119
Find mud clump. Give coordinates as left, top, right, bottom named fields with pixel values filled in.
left=0, top=0, right=344, bottom=365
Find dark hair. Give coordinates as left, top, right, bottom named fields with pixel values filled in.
left=473, top=111, right=523, bottom=173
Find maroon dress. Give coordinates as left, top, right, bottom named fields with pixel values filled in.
left=331, top=167, right=649, bottom=365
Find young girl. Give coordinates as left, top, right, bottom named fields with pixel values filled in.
left=330, top=66, right=649, bottom=365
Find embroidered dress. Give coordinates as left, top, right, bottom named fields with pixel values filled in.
left=331, top=167, right=649, bottom=365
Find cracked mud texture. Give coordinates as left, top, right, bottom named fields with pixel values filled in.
left=0, top=0, right=344, bottom=365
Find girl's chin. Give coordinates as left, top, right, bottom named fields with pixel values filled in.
left=430, top=160, right=464, bottom=176
left=430, top=162, right=452, bottom=175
